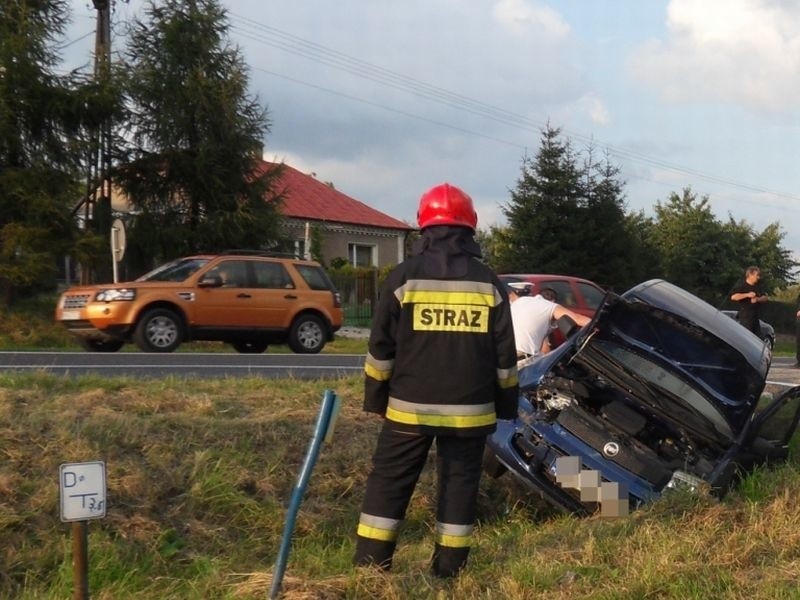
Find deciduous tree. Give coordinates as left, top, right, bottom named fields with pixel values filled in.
left=650, top=188, right=733, bottom=302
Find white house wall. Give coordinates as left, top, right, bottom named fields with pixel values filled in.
left=282, top=219, right=409, bottom=268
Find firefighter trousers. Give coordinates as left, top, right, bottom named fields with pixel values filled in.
left=354, top=423, right=486, bottom=577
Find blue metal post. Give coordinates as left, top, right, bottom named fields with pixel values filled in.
left=269, top=389, right=340, bottom=599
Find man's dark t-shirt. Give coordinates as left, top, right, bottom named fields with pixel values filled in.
left=732, top=280, right=765, bottom=334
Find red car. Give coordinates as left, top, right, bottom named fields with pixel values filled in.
left=499, top=274, right=606, bottom=318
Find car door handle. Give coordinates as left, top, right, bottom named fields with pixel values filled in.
left=237, top=293, right=252, bottom=298
left=284, top=294, right=298, bottom=300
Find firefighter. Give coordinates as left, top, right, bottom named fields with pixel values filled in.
left=353, top=183, right=519, bottom=578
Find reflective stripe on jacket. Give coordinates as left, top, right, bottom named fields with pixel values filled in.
left=363, top=255, right=518, bottom=436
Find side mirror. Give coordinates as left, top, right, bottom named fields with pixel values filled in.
left=556, top=315, right=580, bottom=338
left=198, top=275, right=223, bottom=288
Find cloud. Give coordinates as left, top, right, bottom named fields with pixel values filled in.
left=551, top=92, right=611, bottom=127
left=492, top=0, right=571, bottom=38
left=629, top=0, right=800, bottom=112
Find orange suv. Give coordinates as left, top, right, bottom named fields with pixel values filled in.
left=55, top=252, right=344, bottom=353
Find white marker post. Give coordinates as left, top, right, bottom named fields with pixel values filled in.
left=110, top=218, right=126, bottom=284
left=59, top=461, right=107, bottom=600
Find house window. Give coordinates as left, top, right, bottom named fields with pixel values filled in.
left=293, top=239, right=305, bottom=259
left=348, top=243, right=376, bottom=267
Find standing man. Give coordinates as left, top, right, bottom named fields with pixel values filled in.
left=730, top=266, right=768, bottom=336
left=354, top=183, right=519, bottom=578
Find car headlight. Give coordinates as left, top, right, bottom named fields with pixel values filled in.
left=664, top=470, right=706, bottom=493
left=95, top=288, right=136, bottom=302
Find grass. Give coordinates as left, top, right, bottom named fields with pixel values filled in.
left=773, top=333, right=796, bottom=357
left=3, top=373, right=800, bottom=599
left=2, top=294, right=799, bottom=597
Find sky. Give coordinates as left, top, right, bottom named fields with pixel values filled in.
left=63, top=0, right=800, bottom=262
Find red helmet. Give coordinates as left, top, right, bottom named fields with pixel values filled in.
left=417, top=183, right=478, bottom=230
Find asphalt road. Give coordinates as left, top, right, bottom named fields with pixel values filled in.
left=0, top=352, right=798, bottom=385
left=0, top=351, right=366, bottom=379
left=765, top=357, right=800, bottom=389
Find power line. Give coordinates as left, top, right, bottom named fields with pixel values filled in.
left=256, top=65, right=799, bottom=214
left=228, top=13, right=800, bottom=205
left=57, top=30, right=94, bottom=50
left=229, top=18, right=549, bottom=132
left=251, top=66, right=527, bottom=150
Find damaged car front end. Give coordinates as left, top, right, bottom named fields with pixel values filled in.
left=486, top=279, right=800, bottom=516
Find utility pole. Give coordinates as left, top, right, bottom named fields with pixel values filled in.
left=78, top=0, right=113, bottom=283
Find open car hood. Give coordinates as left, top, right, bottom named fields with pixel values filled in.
left=536, top=279, right=770, bottom=446
left=492, top=279, right=799, bottom=516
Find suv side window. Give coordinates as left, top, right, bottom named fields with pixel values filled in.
left=206, top=260, right=249, bottom=288
left=578, top=282, right=605, bottom=311
left=252, top=262, right=295, bottom=289
left=295, top=264, right=333, bottom=291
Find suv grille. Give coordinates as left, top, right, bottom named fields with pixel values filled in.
left=63, top=295, right=91, bottom=309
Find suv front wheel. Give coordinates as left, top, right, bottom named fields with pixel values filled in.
left=134, top=308, right=183, bottom=353
left=288, top=314, right=326, bottom=354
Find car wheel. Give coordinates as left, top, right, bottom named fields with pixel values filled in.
left=79, top=339, right=124, bottom=352
left=231, top=340, right=268, bottom=354
left=483, top=446, right=507, bottom=479
left=133, top=308, right=183, bottom=353
left=288, top=314, right=326, bottom=354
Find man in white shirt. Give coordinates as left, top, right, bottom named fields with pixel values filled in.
left=507, top=284, right=591, bottom=360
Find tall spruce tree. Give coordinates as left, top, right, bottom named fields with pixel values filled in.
left=500, top=125, right=643, bottom=289
left=577, top=144, right=641, bottom=289
left=500, top=125, right=583, bottom=273
left=118, top=0, right=284, bottom=268
left=0, top=0, right=84, bottom=304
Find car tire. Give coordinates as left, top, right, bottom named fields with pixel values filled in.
left=483, top=446, right=508, bottom=479
left=231, top=340, right=268, bottom=354
left=79, top=339, right=124, bottom=352
left=133, top=308, right=183, bottom=353
left=288, top=314, right=326, bottom=354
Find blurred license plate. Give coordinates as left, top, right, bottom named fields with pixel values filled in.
left=62, top=310, right=80, bottom=320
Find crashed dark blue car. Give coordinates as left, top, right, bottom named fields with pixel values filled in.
left=485, top=279, right=800, bottom=516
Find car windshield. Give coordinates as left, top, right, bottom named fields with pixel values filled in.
left=136, top=258, right=210, bottom=282
left=600, top=341, right=734, bottom=439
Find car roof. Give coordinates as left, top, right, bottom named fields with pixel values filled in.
left=500, top=273, right=602, bottom=286
left=182, top=253, right=322, bottom=266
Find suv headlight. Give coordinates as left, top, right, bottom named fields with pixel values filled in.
left=95, top=288, right=136, bottom=302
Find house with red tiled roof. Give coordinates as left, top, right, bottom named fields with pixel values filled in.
left=258, top=160, right=414, bottom=268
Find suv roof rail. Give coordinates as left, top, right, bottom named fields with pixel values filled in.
left=218, top=249, right=301, bottom=259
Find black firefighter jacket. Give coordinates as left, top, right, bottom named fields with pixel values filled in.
left=363, top=246, right=519, bottom=437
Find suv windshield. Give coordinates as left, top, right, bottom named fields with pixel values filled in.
left=137, top=258, right=210, bottom=282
